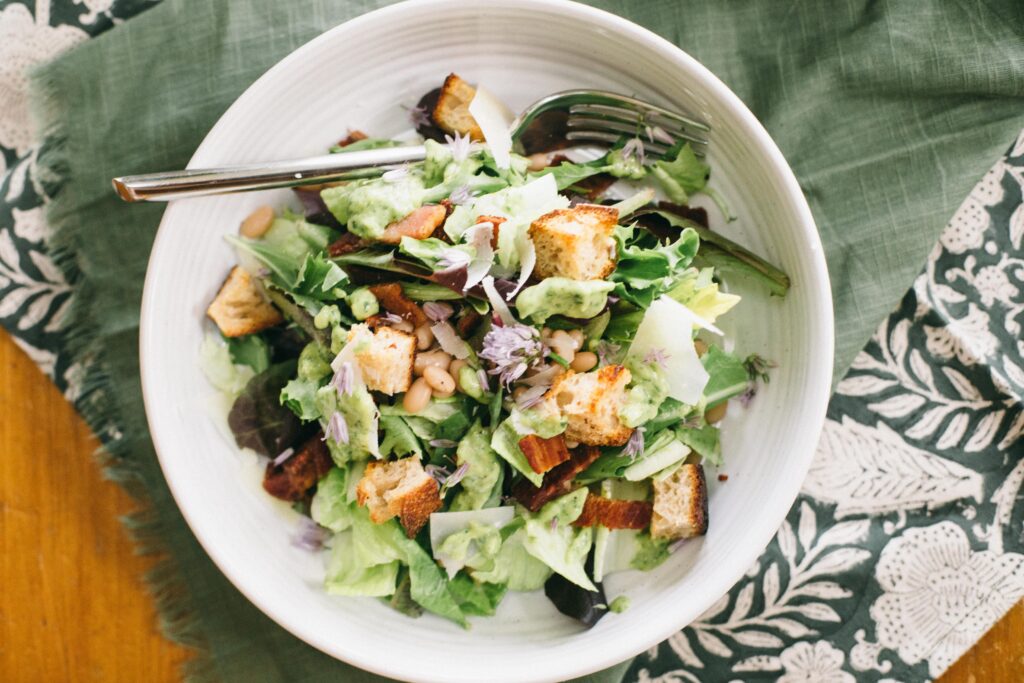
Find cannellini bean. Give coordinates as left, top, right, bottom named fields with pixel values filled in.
left=403, top=378, right=433, bottom=413
left=449, top=359, right=468, bottom=379
left=423, top=365, right=456, bottom=393
left=432, top=387, right=456, bottom=399
left=565, top=440, right=580, bottom=449
left=570, top=351, right=598, bottom=372
left=568, top=329, right=584, bottom=350
left=414, top=350, right=452, bottom=375
left=414, top=324, right=434, bottom=351
left=527, top=153, right=550, bottom=171
left=239, top=205, right=275, bottom=238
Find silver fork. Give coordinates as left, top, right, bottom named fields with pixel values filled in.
left=111, top=89, right=709, bottom=202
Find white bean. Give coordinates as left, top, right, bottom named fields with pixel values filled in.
left=403, top=378, right=433, bottom=413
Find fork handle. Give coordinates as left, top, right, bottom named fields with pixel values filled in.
left=111, top=145, right=430, bottom=202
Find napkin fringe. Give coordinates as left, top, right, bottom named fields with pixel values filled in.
left=29, top=64, right=217, bottom=683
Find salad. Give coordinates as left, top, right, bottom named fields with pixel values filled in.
left=201, top=73, right=789, bottom=628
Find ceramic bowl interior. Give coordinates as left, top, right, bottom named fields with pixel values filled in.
left=140, top=1, right=833, bottom=681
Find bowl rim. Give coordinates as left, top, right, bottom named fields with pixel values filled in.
left=140, top=0, right=835, bottom=680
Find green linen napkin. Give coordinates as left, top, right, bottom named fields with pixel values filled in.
left=27, top=0, right=1023, bottom=681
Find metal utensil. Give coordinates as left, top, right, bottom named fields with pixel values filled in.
left=111, top=89, right=709, bottom=202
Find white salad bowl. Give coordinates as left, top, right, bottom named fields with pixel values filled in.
left=139, top=0, right=834, bottom=681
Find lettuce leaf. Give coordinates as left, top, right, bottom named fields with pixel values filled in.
left=701, top=345, right=749, bottom=407
left=311, top=467, right=355, bottom=533
left=199, top=333, right=255, bottom=397
left=449, top=421, right=504, bottom=511
left=522, top=489, right=596, bottom=591
left=315, top=383, right=379, bottom=464
left=379, top=416, right=424, bottom=458
left=667, top=268, right=740, bottom=323
left=470, top=525, right=552, bottom=591
left=321, top=175, right=427, bottom=240
left=630, top=533, right=672, bottom=571
left=448, top=573, right=507, bottom=617
left=324, top=531, right=400, bottom=597
left=649, top=144, right=709, bottom=204
left=621, top=358, right=670, bottom=428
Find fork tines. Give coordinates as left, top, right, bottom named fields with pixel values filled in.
left=566, top=99, right=710, bottom=157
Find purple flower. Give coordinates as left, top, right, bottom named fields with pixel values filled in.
left=445, top=132, right=472, bottom=163
left=449, top=184, right=474, bottom=206
left=272, top=447, right=295, bottom=467
left=429, top=439, right=458, bottom=449
left=480, top=323, right=546, bottom=386
left=330, top=361, right=355, bottom=395
left=425, top=464, right=451, bottom=485
left=621, top=137, right=646, bottom=165
left=379, top=312, right=405, bottom=326
left=595, top=340, right=622, bottom=366
left=668, top=537, right=688, bottom=554
left=446, top=462, right=470, bottom=489
left=623, top=427, right=645, bottom=460
left=325, top=412, right=349, bottom=445
left=423, top=301, right=454, bottom=322
left=549, top=517, right=559, bottom=531
left=643, top=347, right=671, bottom=369
left=477, top=368, right=490, bottom=392
left=410, top=105, right=432, bottom=128
left=292, top=517, right=331, bottom=552
left=645, top=124, right=675, bottom=146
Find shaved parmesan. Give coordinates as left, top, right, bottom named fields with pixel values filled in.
left=464, top=221, right=494, bottom=290
left=468, top=86, right=515, bottom=169
left=482, top=275, right=516, bottom=325
left=627, top=296, right=711, bottom=405
left=509, top=231, right=536, bottom=299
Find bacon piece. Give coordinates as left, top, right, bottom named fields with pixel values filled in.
left=262, top=433, right=332, bottom=502
left=379, top=205, right=448, bottom=245
left=367, top=282, right=429, bottom=327
left=336, top=129, right=368, bottom=147
left=519, top=434, right=571, bottom=474
left=476, top=214, right=507, bottom=249
left=572, top=495, right=652, bottom=530
left=511, top=446, right=601, bottom=512
left=455, top=307, right=482, bottom=337
left=327, top=232, right=365, bottom=257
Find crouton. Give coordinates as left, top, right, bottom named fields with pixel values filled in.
left=379, top=204, right=448, bottom=245
left=573, top=495, right=653, bottom=530
left=511, top=446, right=601, bottom=512
left=529, top=204, right=618, bottom=281
left=432, top=73, right=484, bottom=141
left=367, top=282, right=429, bottom=327
left=262, top=433, right=333, bottom=502
left=356, top=457, right=441, bottom=537
left=348, top=324, right=416, bottom=395
left=543, top=365, right=633, bottom=446
left=206, top=266, right=283, bottom=337
left=519, top=433, right=571, bottom=474
left=651, top=464, right=709, bottom=540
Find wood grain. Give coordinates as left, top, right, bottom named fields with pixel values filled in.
left=0, top=327, right=1019, bottom=682
left=0, top=331, right=189, bottom=682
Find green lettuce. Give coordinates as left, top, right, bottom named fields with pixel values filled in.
left=678, top=419, right=722, bottom=466
left=450, top=421, right=503, bottom=511
left=311, top=467, right=356, bottom=533
left=199, top=334, right=255, bottom=397
left=515, top=278, right=614, bottom=323
left=227, top=334, right=270, bottom=373
left=448, top=573, right=508, bottom=616
left=649, top=144, right=709, bottom=204
left=522, top=489, right=596, bottom=591
left=321, top=175, right=426, bottom=239
left=630, top=533, right=671, bottom=571
left=621, top=358, right=670, bottom=428
left=316, top=383, right=379, bottom=463
left=667, top=268, right=740, bottom=323
left=701, top=345, right=749, bottom=407
left=379, top=416, right=424, bottom=458
left=470, top=524, right=552, bottom=591
left=324, top=531, right=400, bottom=597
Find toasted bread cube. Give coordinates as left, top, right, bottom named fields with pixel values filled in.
left=528, top=204, right=618, bottom=281
left=348, top=324, right=416, bottom=395
left=432, top=73, right=484, bottom=141
left=356, top=457, right=441, bottom=537
left=543, top=365, right=633, bottom=446
left=651, top=464, right=708, bottom=540
left=206, top=266, right=283, bottom=337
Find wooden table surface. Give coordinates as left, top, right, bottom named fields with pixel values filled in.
left=0, top=329, right=1020, bottom=682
